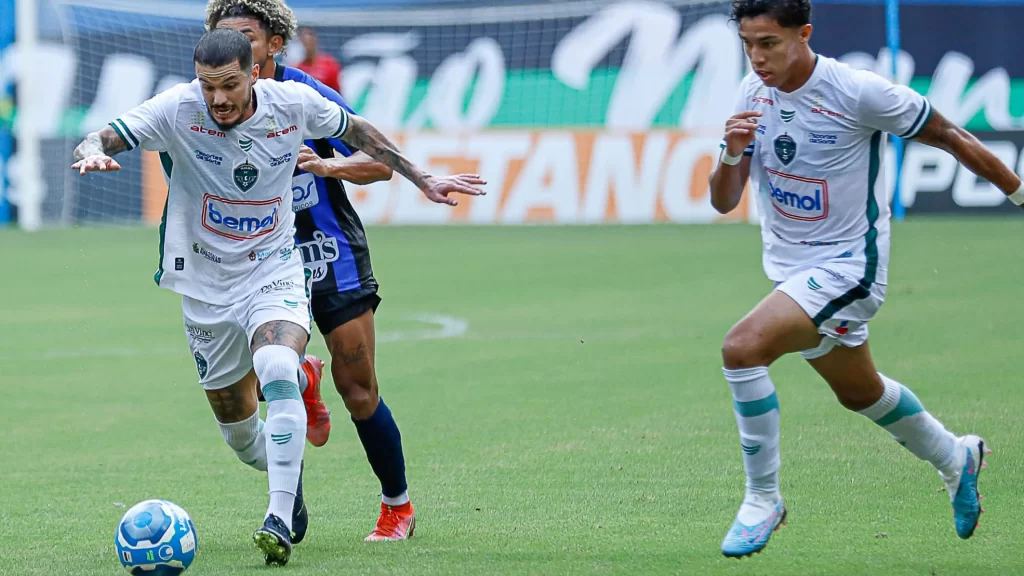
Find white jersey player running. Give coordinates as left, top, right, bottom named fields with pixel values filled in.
left=71, top=29, right=485, bottom=566
left=709, top=0, right=1023, bottom=559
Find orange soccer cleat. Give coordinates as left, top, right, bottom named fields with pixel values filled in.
left=365, top=502, right=416, bottom=541
left=300, top=355, right=331, bottom=447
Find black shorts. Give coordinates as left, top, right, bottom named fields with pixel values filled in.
left=310, top=288, right=381, bottom=335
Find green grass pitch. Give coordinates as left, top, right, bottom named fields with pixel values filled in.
left=1, top=219, right=1022, bottom=575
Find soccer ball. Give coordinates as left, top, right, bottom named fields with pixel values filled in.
left=115, top=499, right=198, bottom=575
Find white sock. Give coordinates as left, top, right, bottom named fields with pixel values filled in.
left=724, top=367, right=781, bottom=494
left=858, top=373, right=957, bottom=473
left=382, top=491, right=410, bottom=507
left=254, top=345, right=307, bottom=532
left=218, top=411, right=267, bottom=472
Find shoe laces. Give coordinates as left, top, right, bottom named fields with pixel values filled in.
left=374, top=507, right=403, bottom=535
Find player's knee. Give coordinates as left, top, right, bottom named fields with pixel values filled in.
left=830, top=376, right=884, bottom=412
left=721, top=327, right=771, bottom=369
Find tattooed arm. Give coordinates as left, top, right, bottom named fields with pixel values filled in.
left=913, top=110, right=1022, bottom=202
left=338, top=114, right=487, bottom=206
left=71, top=125, right=128, bottom=174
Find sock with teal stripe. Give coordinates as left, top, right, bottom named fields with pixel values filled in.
left=254, top=345, right=306, bottom=532
left=858, top=373, right=956, bottom=472
left=724, top=367, right=781, bottom=494
left=218, top=411, right=268, bottom=472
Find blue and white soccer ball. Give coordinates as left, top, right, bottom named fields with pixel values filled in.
left=115, top=499, right=198, bottom=575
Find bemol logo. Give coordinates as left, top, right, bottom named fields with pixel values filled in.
left=765, top=168, right=829, bottom=221
left=202, top=194, right=281, bottom=240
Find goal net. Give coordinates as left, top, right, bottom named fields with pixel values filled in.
left=9, top=0, right=747, bottom=227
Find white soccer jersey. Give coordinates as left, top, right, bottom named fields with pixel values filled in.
left=112, top=79, right=351, bottom=305
left=724, top=55, right=932, bottom=286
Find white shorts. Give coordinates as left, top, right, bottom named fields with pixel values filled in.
left=182, top=267, right=311, bottom=390
left=775, top=258, right=887, bottom=360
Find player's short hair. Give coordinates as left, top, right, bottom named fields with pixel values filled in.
left=205, top=0, right=298, bottom=47
left=731, top=0, right=811, bottom=28
left=194, top=28, right=254, bottom=72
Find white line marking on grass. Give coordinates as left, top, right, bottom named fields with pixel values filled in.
left=0, top=313, right=469, bottom=361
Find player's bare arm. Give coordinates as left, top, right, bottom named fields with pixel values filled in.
left=296, top=145, right=393, bottom=185
left=251, top=319, right=308, bottom=357
left=913, top=110, right=1024, bottom=207
left=71, top=125, right=126, bottom=174
left=710, top=111, right=761, bottom=214
left=340, top=114, right=487, bottom=206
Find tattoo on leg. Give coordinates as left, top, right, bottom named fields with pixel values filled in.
left=251, top=320, right=308, bottom=355
left=206, top=381, right=257, bottom=423
left=339, top=342, right=368, bottom=366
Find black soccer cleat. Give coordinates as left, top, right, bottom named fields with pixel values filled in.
left=291, top=460, right=309, bottom=545
left=253, top=514, right=292, bottom=566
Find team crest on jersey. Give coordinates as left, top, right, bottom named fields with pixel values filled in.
left=193, top=350, right=208, bottom=379
left=233, top=160, right=260, bottom=192
left=774, top=134, right=797, bottom=165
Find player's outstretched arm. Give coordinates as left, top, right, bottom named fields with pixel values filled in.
left=913, top=111, right=1024, bottom=208
left=296, top=146, right=393, bottom=186
left=71, top=125, right=126, bottom=175
left=339, top=114, right=486, bottom=206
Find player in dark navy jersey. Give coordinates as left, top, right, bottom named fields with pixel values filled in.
left=207, top=0, right=485, bottom=542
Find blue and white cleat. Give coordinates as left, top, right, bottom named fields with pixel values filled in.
left=253, top=514, right=292, bottom=566
left=941, top=435, right=989, bottom=539
left=721, top=492, right=787, bottom=558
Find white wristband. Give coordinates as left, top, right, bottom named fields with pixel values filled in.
left=720, top=151, right=743, bottom=166
left=1009, top=182, right=1024, bottom=206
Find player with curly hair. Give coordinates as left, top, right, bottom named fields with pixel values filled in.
left=205, top=0, right=443, bottom=545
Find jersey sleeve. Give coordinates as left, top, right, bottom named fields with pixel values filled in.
left=856, top=71, right=933, bottom=139
left=109, top=84, right=183, bottom=152
left=720, top=78, right=757, bottom=156
left=295, top=82, right=351, bottom=142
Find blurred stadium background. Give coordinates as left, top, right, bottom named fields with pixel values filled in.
left=1, top=0, right=1021, bottom=228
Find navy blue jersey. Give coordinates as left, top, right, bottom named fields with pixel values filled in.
left=275, top=65, right=377, bottom=299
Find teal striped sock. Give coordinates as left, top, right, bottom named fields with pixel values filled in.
left=858, top=374, right=956, bottom=470
left=724, top=366, right=781, bottom=494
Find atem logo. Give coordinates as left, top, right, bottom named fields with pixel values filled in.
left=190, top=125, right=226, bottom=138
left=202, top=194, right=281, bottom=241
left=764, top=168, right=829, bottom=222
left=267, top=125, right=299, bottom=138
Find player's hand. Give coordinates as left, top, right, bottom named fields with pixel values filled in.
left=420, top=174, right=487, bottom=206
left=71, top=155, right=121, bottom=175
left=296, top=145, right=328, bottom=177
left=723, top=111, right=762, bottom=157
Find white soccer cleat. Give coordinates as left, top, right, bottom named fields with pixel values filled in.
left=940, top=435, right=989, bottom=539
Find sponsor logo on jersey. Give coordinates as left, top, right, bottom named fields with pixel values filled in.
left=799, top=240, right=840, bottom=246
left=279, top=246, right=293, bottom=261
left=291, top=173, right=320, bottom=212
left=814, top=266, right=846, bottom=282
left=249, top=248, right=274, bottom=262
left=780, top=109, right=795, bottom=123
left=185, top=324, right=214, bottom=344
left=756, top=124, right=766, bottom=135
left=233, top=160, right=260, bottom=193
left=174, top=257, right=184, bottom=271
left=258, top=279, right=296, bottom=295
left=270, top=152, right=293, bottom=167
left=190, top=125, right=226, bottom=138
left=192, top=242, right=222, bottom=263
left=774, top=134, right=797, bottom=165
left=752, top=96, right=774, bottom=105
left=765, top=168, right=829, bottom=221
left=298, top=230, right=339, bottom=283
left=203, top=194, right=281, bottom=241
left=194, top=149, right=223, bottom=165
left=267, top=125, right=299, bottom=138
left=808, top=132, right=837, bottom=145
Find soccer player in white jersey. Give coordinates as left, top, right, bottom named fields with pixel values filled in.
left=709, top=0, right=1023, bottom=558
left=71, top=29, right=484, bottom=566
